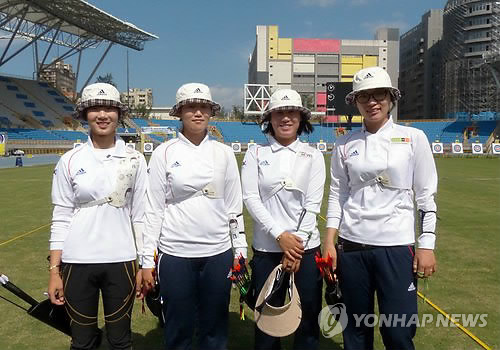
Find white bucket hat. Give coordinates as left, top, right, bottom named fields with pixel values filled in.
left=74, top=83, right=128, bottom=119
left=263, top=89, right=311, bottom=120
left=345, top=66, right=401, bottom=105
left=254, top=264, right=302, bottom=337
left=170, top=83, right=221, bottom=117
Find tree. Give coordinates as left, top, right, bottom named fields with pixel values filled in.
left=133, top=103, right=152, bottom=119
left=96, top=73, right=116, bottom=87
left=218, top=106, right=228, bottom=119
left=301, top=94, right=314, bottom=110
left=232, top=105, right=245, bottom=121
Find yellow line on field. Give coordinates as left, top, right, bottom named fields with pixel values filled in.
left=418, top=292, right=490, bottom=350
left=0, top=223, right=50, bottom=247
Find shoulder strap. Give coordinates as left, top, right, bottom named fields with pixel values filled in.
left=77, top=152, right=140, bottom=208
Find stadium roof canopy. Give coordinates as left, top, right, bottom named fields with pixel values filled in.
left=0, top=0, right=157, bottom=51
left=0, top=0, right=157, bottom=91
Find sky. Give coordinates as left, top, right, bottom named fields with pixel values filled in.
left=0, top=0, right=448, bottom=109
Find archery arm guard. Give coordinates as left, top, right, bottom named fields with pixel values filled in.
left=229, top=214, right=248, bottom=259
left=417, top=209, right=437, bottom=249
left=133, top=222, right=145, bottom=266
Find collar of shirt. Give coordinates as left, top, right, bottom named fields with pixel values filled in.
left=178, top=131, right=210, bottom=148
left=86, top=136, right=128, bottom=159
left=269, top=136, right=300, bottom=153
left=362, top=116, right=394, bottom=136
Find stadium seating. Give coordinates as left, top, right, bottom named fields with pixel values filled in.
left=131, top=118, right=150, bottom=127
left=405, top=121, right=456, bottom=142
left=472, top=121, right=498, bottom=143
left=0, top=128, right=87, bottom=141
left=139, top=119, right=364, bottom=144
left=401, top=120, right=498, bottom=144
left=0, top=75, right=74, bottom=129
left=50, top=130, right=88, bottom=141
left=212, top=122, right=267, bottom=143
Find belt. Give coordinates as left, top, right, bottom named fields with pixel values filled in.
left=337, top=238, right=414, bottom=253
left=337, top=238, right=381, bottom=252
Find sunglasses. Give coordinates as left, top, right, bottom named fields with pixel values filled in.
left=355, top=89, right=389, bottom=104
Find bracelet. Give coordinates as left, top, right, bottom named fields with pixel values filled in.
left=48, top=264, right=60, bottom=271
left=276, top=235, right=282, bottom=242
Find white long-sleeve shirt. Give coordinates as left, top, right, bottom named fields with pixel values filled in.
left=242, top=137, right=326, bottom=252
left=142, top=133, right=247, bottom=268
left=50, top=137, right=147, bottom=263
left=327, top=117, right=438, bottom=249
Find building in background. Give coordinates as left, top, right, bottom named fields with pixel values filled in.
left=121, top=88, right=153, bottom=109
left=247, top=25, right=399, bottom=119
left=399, top=9, right=443, bottom=120
left=442, top=0, right=499, bottom=118
left=39, top=60, right=76, bottom=100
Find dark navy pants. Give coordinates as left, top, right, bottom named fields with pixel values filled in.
left=251, top=247, right=322, bottom=350
left=159, top=249, right=233, bottom=350
left=337, top=239, right=417, bottom=350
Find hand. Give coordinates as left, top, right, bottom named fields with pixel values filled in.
left=322, top=241, right=337, bottom=271
left=413, top=248, right=436, bottom=278
left=142, top=268, right=155, bottom=294
left=277, top=231, right=304, bottom=261
left=233, top=258, right=247, bottom=269
left=135, top=269, right=144, bottom=299
left=281, top=255, right=301, bottom=273
left=48, top=272, right=65, bottom=305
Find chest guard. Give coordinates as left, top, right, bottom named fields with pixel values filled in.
left=350, top=130, right=414, bottom=193
left=260, top=144, right=314, bottom=203
left=167, top=142, right=226, bottom=205
left=77, top=150, right=140, bottom=208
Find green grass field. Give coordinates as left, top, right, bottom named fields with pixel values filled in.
left=0, top=156, right=499, bottom=350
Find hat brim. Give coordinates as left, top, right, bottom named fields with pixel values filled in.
left=73, top=99, right=129, bottom=119
left=170, top=98, right=221, bottom=117
left=262, top=105, right=311, bottom=120
left=254, top=264, right=302, bottom=337
left=345, top=87, right=401, bottom=105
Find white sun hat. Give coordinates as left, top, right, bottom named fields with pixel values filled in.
left=170, top=83, right=221, bottom=117
left=345, top=66, right=401, bottom=105
left=254, top=264, right=302, bottom=337
left=74, top=83, right=128, bottom=119
left=263, top=89, right=311, bottom=120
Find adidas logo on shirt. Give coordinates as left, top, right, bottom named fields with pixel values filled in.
left=259, top=160, right=270, bottom=166
left=349, top=150, right=359, bottom=157
left=75, top=168, right=86, bottom=176
left=193, top=88, right=202, bottom=93
left=407, top=282, right=416, bottom=292
left=171, top=161, right=181, bottom=168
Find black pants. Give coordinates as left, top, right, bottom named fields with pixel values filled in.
left=337, top=239, right=417, bottom=350
left=251, top=247, right=322, bottom=350
left=61, top=261, right=137, bottom=350
left=159, top=249, right=233, bottom=350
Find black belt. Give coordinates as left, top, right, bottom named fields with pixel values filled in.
left=337, top=238, right=414, bottom=253
left=338, top=238, right=382, bottom=252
